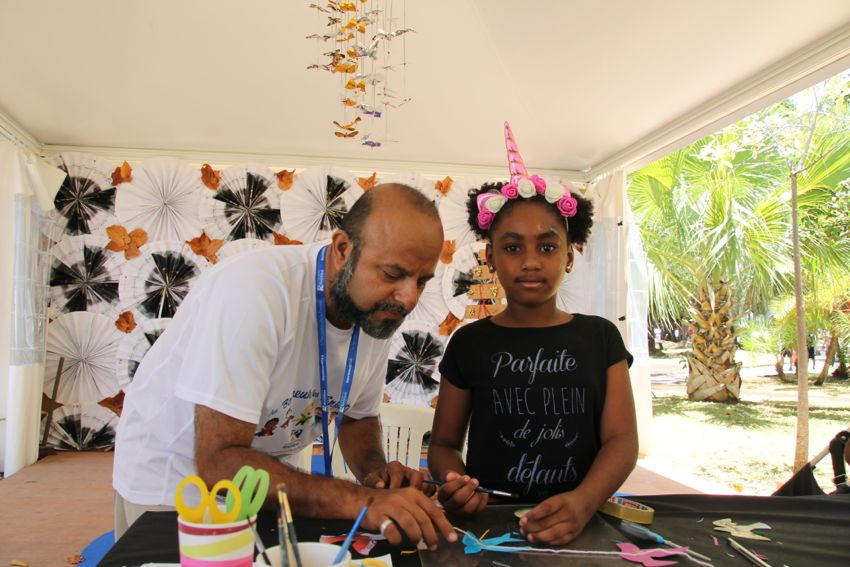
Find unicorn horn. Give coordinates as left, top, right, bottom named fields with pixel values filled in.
left=504, top=121, right=528, bottom=184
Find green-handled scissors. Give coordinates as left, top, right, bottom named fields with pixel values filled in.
left=176, top=475, right=242, bottom=524
left=227, top=465, right=270, bottom=521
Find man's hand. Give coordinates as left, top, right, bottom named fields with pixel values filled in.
left=363, top=460, right=434, bottom=495
left=360, top=486, right=457, bottom=550
left=436, top=471, right=488, bottom=517
left=518, top=491, right=593, bottom=545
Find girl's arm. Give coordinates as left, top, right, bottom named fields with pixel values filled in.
left=428, top=379, right=489, bottom=516
left=520, top=359, right=639, bottom=544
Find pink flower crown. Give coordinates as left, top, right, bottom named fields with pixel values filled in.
left=476, top=122, right=578, bottom=231
left=475, top=177, right=578, bottom=230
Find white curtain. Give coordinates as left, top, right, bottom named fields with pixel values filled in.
left=0, top=140, right=64, bottom=475
left=586, top=170, right=653, bottom=455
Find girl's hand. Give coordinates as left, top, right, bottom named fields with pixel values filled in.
left=518, top=491, right=593, bottom=545
left=436, top=471, right=488, bottom=517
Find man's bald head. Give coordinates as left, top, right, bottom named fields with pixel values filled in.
left=339, top=183, right=441, bottom=248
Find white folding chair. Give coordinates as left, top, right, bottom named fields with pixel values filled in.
left=332, top=403, right=435, bottom=482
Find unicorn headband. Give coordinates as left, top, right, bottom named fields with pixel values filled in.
left=476, top=122, right=578, bottom=231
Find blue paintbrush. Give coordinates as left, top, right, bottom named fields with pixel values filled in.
left=334, top=496, right=373, bottom=564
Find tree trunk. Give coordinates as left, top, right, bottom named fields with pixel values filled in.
left=790, top=171, right=809, bottom=472
left=815, top=334, right=837, bottom=386
left=685, top=278, right=741, bottom=402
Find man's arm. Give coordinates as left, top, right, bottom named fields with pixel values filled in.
left=194, top=405, right=457, bottom=548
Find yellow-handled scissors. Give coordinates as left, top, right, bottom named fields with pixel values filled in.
left=176, top=475, right=242, bottom=524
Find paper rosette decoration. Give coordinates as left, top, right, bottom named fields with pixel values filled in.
left=385, top=320, right=445, bottom=406
left=44, top=311, right=123, bottom=405
left=216, top=238, right=272, bottom=262
left=437, top=175, right=495, bottom=248
left=49, top=234, right=125, bottom=315
left=47, top=152, right=117, bottom=236
left=115, top=157, right=203, bottom=242
left=45, top=402, right=118, bottom=451
left=115, top=318, right=170, bottom=387
left=279, top=166, right=363, bottom=243
left=441, top=241, right=496, bottom=320
left=199, top=165, right=283, bottom=242
left=118, top=240, right=209, bottom=320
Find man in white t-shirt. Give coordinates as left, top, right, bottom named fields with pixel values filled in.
left=113, top=183, right=457, bottom=549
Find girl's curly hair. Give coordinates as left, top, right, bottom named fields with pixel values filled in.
left=465, top=181, right=594, bottom=244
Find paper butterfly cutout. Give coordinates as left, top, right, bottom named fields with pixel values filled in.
left=713, top=518, right=771, bottom=541
left=616, top=543, right=688, bottom=566
left=462, top=531, right=526, bottom=555
left=320, top=532, right=385, bottom=556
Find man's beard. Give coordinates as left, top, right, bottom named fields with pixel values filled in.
left=329, top=248, right=409, bottom=339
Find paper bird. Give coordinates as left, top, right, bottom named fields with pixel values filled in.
left=616, top=543, right=687, bottom=567
left=373, top=28, right=414, bottom=40
left=333, top=116, right=361, bottom=131
left=713, top=518, right=772, bottom=541
left=335, top=130, right=359, bottom=138
left=362, top=140, right=381, bottom=148
left=305, top=33, right=335, bottom=41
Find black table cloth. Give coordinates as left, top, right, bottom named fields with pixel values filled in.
left=98, top=493, right=850, bottom=566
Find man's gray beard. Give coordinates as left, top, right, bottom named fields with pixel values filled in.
left=329, top=249, right=409, bottom=339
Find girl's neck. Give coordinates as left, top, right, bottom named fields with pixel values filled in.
left=492, top=300, right=572, bottom=328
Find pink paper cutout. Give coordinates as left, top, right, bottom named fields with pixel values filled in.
left=711, top=535, right=719, bottom=546
left=616, top=542, right=687, bottom=566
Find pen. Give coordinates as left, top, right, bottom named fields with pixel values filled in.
left=423, top=478, right=520, bottom=499
left=728, top=537, right=772, bottom=567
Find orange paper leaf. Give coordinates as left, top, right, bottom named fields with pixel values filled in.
left=105, top=225, right=148, bottom=260
left=98, top=390, right=125, bottom=417
left=434, top=176, right=453, bottom=196
left=67, top=555, right=84, bottom=565
left=115, top=311, right=137, bottom=333
left=439, top=312, right=462, bottom=336
left=276, top=169, right=295, bottom=190
left=357, top=172, right=378, bottom=191
left=201, top=163, right=221, bottom=190
left=186, top=231, right=224, bottom=264
left=273, top=232, right=303, bottom=246
left=440, top=240, right=456, bottom=264
left=111, top=161, right=133, bottom=185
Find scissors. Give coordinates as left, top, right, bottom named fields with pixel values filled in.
left=227, top=465, right=270, bottom=521
left=176, top=475, right=242, bottom=524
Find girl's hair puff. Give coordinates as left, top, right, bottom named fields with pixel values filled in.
left=465, top=181, right=594, bottom=244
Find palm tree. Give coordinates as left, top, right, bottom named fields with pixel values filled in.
left=629, top=132, right=790, bottom=402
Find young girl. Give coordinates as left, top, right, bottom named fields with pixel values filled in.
left=428, top=123, right=638, bottom=546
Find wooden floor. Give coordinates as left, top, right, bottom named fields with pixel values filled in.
left=0, top=451, right=702, bottom=567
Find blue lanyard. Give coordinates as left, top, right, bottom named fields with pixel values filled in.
left=315, top=245, right=360, bottom=477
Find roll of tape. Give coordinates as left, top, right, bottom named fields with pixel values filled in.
left=598, top=496, right=654, bottom=524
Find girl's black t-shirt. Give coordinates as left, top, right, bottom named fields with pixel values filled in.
left=438, top=314, right=632, bottom=502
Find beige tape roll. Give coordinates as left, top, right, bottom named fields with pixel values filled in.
left=598, top=496, right=655, bottom=524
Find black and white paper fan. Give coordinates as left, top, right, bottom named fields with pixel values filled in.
left=115, top=157, right=203, bottom=242
left=119, top=241, right=209, bottom=320
left=45, top=402, right=118, bottom=451
left=44, top=311, right=122, bottom=405
left=47, top=152, right=117, bottom=237
left=441, top=241, right=492, bottom=320
left=216, top=238, right=272, bottom=262
left=385, top=320, right=446, bottom=406
left=115, top=318, right=170, bottom=387
left=199, top=165, right=283, bottom=242
left=279, top=166, right=362, bottom=243
left=437, top=175, right=495, bottom=249
left=49, top=234, right=124, bottom=315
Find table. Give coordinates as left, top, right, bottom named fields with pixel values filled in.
left=98, top=494, right=850, bottom=566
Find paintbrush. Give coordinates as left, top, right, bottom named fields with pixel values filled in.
left=334, top=496, right=373, bottom=564
left=423, top=478, right=520, bottom=499
left=246, top=515, right=271, bottom=566
left=277, top=483, right=303, bottom=567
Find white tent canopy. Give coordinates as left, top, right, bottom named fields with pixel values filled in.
left=1, top=1, right=849, bottom=473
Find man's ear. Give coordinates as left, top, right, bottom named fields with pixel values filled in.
left=329, top=230, right=353, bottom=271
